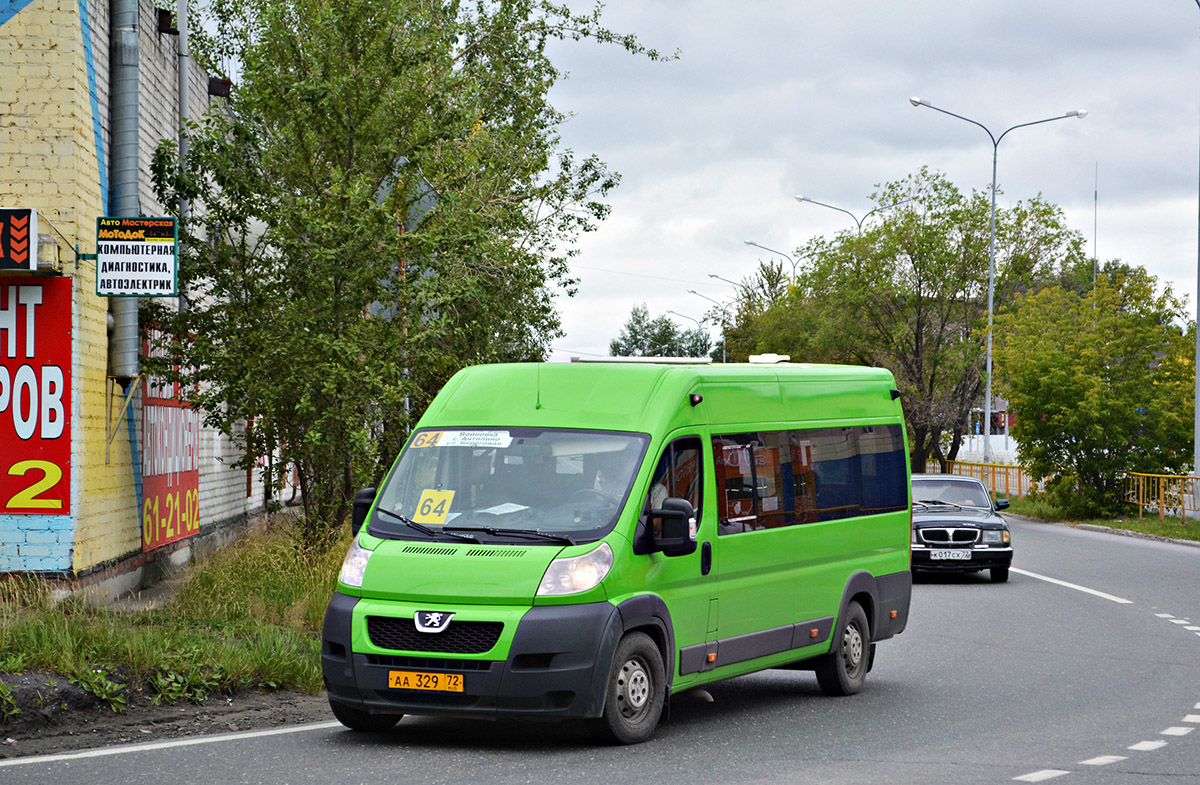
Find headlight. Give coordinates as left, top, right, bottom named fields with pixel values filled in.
left=338, top=536, right=374, bottom=588
left=983, top=529, right=1009, bottom=544
left=537, top=542, right=613, bottom=596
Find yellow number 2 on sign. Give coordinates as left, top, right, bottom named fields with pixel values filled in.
left=412, top=489, right=455, bottom=525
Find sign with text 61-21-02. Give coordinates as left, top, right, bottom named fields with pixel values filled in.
left=141, top=327, right=200, bottom=551
left=0, top=276, right=72, bottom=514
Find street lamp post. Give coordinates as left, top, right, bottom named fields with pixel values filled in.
left=743, top=241, right=797, bottom=279
left=688, top=290, right=729, bottom=363
left=793, top=195, right=913, bottom=234
left=1193, top=0, right=1200, bottom=477
left=910, top=96, right=1086, bottom=464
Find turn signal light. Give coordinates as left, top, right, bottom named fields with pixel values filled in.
left=810, top=628, right=819, bottom=639
left=706, top=653, right=716, bottom=663
left=890, top=610, right=898, bottom=619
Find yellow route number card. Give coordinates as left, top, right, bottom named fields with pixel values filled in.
left=412, top=489, right=455, bottom=525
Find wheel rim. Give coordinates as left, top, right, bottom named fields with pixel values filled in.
left=842, top=620, right=865, bottom=676
left=616, top=656, right=652, bottom=721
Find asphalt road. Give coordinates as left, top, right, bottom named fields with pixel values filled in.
left=5, top=516, right=1199, bottom=784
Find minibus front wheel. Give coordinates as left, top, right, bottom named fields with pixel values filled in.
left=589, top=632, right=666, bottom=744
left=329, top=699, right=403, bottom=733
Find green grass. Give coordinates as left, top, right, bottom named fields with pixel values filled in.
left=1005, top=497, right=1200, bottom=544
left=0, top=518, right=349, bottom=710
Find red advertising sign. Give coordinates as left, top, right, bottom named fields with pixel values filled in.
left=141, top=328, right=200, bottom=550
left=0, top=276, right=72, bottom=514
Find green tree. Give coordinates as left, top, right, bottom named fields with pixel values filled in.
left=744, top=168, right=1088, bottom=469
left=609, top=304, right=711, bottom=357
left=993, top=269, right=1194, bottom=516
left=148, top=0, right=665, bottom=547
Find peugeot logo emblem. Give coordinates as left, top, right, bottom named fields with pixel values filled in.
left=414, top=611, right=454, bottom=633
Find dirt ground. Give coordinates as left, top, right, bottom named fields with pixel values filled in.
left=0, top=671, right=333, bottom=759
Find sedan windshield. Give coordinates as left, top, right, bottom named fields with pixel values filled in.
left=911, top=480, right=991, bottom=509
left=372, top=427, right=650, bottom=542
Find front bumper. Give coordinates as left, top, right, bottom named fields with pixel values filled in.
left=321, top=593, right=621, bottom=720
left=911, top=545, right=1012, bottom=573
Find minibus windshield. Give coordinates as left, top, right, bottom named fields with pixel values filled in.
left=371, top=428, right=650, bottom=542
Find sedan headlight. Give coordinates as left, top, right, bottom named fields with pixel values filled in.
left=983, top=529, right=1009, bottom=544
left=338, top=536, right=374, bottom=588
left=537, top=542, right=613, bottom=596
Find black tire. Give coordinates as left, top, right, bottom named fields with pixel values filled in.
left=588, top=632, right=666, bottom=744
left=990, top=566, right=1010, bottom=583
left=815, top=600, right=870, bottom=696
left=328, top=698, right=402, bottom=732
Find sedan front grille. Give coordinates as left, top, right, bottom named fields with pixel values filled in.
left=367, top=616, right=503, bottom=654
left=918, top=527, right=979, bottom=545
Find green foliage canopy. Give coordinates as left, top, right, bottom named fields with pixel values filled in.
left=740, top=168, right=1089, bottom=469
left=993, top=269, right=1194, bottom=516
left=609, top=303, right=711, bottom=358
left=148, top=0, right=665, bottom=546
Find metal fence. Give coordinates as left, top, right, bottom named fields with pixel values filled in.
left=1124, top=473, right=1199, bottom=522
left=922, top=460, right=1043, bottom=501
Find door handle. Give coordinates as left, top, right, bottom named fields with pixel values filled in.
left=701, top=541, right=712, bottom=575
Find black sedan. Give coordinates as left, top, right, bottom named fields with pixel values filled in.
left=910, top=473, right=1013, bottom=583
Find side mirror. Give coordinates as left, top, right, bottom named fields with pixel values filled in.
left=351, top=487, right=377, bottom=535
left=994, top=498, right=1010, bottom=511
left=650, top=497, right=698, bottom=557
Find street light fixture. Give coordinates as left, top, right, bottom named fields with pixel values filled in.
left=666, top=309, right=702, bottom=329
left=910, top=96, right=1087, bottom=464
left=688, top=290, right=729, bottom=363
left=743, top=240, right=798, bottom=279
left=793, top=195, right=914, bottom=234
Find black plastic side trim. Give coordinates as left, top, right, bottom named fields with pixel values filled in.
left=678, top=616, right=836, bottom=675
left=873, top=570, right=912, bottom=640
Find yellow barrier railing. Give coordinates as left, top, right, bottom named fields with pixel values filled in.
left=923, top=461, right=1042, bottom=500
left=1124, top=473, right=1198, bottom=523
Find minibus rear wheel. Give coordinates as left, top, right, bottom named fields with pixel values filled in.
left=814, top=600, right=869, bottom=696
left=589, top=632, right=666, bottom=744
left=328, top=699, right=402, bottom=732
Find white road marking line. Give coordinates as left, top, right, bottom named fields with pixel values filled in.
left=1129, top=740, right=1168, bottom=751
left=1186, top=626, right=1200, bottom=631
left=1184, top=715, right=1200, bottom=723
left=1010, top=568, right=1133, bottom=604
left=1170, top=619, right=1192, bottom=625
left=0, top=721, right=343, bottom=768
left=1161, top=727, right=1194, bottom=736
left=1080, top=755, right=1127, bottom=765
left=1014, top=771, right=1071, bottom=782
left=1156, top=613, right=1175, bottom=618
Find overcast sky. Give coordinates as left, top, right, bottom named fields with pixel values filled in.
left=542, top=1, right=1200, bottom=360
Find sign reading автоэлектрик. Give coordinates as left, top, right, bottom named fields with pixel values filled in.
left=96, top=216, right=178, bottom=296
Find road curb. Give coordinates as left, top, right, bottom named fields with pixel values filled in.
left=1005, top=513, right=1200, bottom=550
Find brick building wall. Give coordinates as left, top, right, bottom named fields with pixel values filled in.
left=1, top=0, right=283, bottom=579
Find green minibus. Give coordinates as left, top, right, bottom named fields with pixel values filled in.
left=322, top=360, right=912, bottom=743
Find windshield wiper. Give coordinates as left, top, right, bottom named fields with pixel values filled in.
left=445, top=526, right=575, bottom=546
left=914, top=498, right=962, bottom=510
left=375, top=508, right=480, bottom=543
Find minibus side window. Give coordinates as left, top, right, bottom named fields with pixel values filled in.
left=713, top=433, right=785, bottom=534
left=715, top=424, right=907, bottom=534
left=638, top=437, right=702, bottom=549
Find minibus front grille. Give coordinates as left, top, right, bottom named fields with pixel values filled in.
left=367, top=616, right=504, bottom=654
left=365, top=654, right=496, bottom=671
left=918, top=527, right=980, bottom=545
